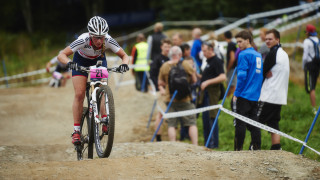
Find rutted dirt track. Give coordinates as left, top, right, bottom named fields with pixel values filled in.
left=0, top=75, right=320, bottom=179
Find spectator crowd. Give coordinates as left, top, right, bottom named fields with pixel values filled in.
left=130, top=22, right=319, bottom=151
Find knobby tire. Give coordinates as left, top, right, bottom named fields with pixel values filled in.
left=94, top=85, right=115, bottom=158
left=77, top=107, right=94, bottom=160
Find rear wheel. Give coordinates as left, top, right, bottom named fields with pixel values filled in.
left=94, top=85, right=115, bottom=158
left=78, top=107, right=94, bottom=160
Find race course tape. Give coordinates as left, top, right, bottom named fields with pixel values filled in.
left=0, top=56, right=122, bottom=82
left=161, top=104, right=222, bottom=119
left=161, top=104, right=320, bottom=156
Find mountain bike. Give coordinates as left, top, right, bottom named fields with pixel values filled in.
left=75, top=60, right=122, bottom=160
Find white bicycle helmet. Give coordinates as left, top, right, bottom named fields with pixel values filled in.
left=87, top=16, right=109, bottom=36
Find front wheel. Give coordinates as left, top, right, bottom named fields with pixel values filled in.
left=78, top=107, right=94, bottom=160
left=94, top=85, right=115, bottom=158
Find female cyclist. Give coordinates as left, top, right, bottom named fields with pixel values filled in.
left=58, top=16, right=130, bottom=145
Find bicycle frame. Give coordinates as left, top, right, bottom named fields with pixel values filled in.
left=83, top=64, right=117, bottom=124
left=90, top=83, right=107, bottom=124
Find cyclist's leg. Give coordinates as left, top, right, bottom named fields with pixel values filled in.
left=71, top=52, right=90, bottom=144
left=72, top=76, right=87, bottom=127
left=71, top=75, right=87, bottom=144
left=72, top=52, right=91, bottom=127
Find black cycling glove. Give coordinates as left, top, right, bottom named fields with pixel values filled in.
left=67, top=61, right=78, bottom=71
left=118, top=64, right=129, bottom=73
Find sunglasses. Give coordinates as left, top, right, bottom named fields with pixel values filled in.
left=90, top=34, right=105, bottom=40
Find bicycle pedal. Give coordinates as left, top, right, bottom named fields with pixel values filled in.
left=101, top=118, right=109, bottom=123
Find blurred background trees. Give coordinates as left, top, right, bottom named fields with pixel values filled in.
left=0, top=0, right=301, bottom=33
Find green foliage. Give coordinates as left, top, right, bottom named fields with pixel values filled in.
left=155, top=0, right=217, bottom=21
left=192, top=81, right=320, bottom=161
left=0, top=32, right=66, bottom=77
left=151, top=0, right=300, bottom=21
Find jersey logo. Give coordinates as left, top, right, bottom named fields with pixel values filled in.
left=84, top=45, right=92, bottom=49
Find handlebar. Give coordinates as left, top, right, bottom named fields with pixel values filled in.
left=77, top=65, right=122, bottom=73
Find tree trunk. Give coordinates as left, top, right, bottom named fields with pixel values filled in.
left=82, top=0, right=104, bottom=20
left=21, top=0, right=33, bottom=33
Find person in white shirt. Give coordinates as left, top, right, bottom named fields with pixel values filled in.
left=46, top=52, right=71, bottom=87
left=58, top=16, right=130, bottom=145
left=257, top=29, right=289, bottom=150
left=302, top=24, right=320, bottom=114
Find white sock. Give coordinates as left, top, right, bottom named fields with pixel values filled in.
left=74, top=123, right=80, bottom=132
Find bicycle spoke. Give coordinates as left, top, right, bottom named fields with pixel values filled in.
left=99, top=134, right=105, bottom=140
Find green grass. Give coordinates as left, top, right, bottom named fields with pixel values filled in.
left=189, top=81, right=320, bottom=161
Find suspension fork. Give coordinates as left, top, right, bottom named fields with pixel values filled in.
left=91, top=86, right=100, bottom=124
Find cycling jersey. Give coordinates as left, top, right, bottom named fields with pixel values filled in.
left=69, top=33, right=121, bottom=59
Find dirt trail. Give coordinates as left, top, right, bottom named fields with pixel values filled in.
left=0, top=74, right=319, bottom=179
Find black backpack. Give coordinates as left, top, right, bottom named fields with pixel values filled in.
left=168, top=61, right=191, bottom=100
left=308, top=38, right=320, bottom=65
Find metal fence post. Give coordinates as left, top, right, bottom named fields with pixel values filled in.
left=147, top=99, right=157, bottom=129
left=2, top=59, right=9, bottom=88
left=299, top=106, right=320, bottom=154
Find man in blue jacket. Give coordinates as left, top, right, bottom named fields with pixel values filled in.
left=233, top=30, right=263, bottom=151
left=191, top=28, right=203, bottom=68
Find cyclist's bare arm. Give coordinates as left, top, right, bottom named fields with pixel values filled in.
left=46, top=61, right=52, bottom=72
left=58, top=47, right=74, bottom=64
left=116, top=48, right=130, bottom=65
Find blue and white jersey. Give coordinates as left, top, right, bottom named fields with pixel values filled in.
left=234, top=47, right=263, bottom=101
left=69, top=33, right=121, bottom=59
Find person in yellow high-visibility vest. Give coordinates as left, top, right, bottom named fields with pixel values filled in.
left=131, top=33, right=150, bottom=92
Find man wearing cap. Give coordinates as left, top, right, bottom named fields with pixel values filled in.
left=303, top=24, right=320, bottom=114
